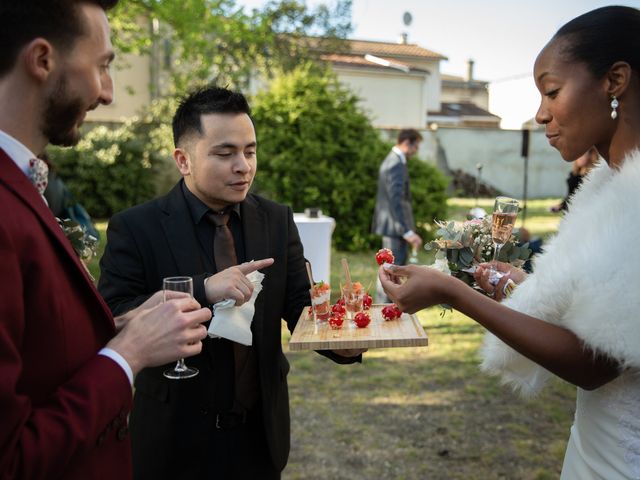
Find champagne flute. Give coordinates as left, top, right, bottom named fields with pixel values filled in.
left=488, top=197, right=519, bottom=281
left=163, top=276, right=199, bottom=380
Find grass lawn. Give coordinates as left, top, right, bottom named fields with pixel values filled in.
left=90, top=197, right=574, bottom=479
left=284, top=197, right=575, bottom=480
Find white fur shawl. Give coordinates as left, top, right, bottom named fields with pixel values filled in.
left=480, top=149, right=640, bottom=396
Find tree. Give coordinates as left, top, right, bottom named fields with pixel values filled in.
left=109, top=0, right=352, bottom=94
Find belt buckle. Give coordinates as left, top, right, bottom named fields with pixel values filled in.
left=215, top=413, right=230, bottom=430
left=215, top=411, right=247, bottom=430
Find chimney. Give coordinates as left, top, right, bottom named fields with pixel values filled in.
left=398, top=32, right=408, bottom=44
left=466, top=59, right=475, bottom=82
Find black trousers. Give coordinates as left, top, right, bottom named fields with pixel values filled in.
left=206, top=420, right=280, bottom=480
left=131, top=393, right=280, bottom=480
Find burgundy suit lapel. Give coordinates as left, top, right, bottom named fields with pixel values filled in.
left=0, top=149, right=115, bottom=328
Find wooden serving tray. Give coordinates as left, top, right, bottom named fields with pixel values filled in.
left=288, top=304, right=428, bottom=351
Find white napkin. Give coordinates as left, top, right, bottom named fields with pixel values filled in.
left=207, top=269, right=265, bottom=346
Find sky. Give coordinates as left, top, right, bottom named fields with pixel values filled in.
left=237, top=0, right=639, bottom=129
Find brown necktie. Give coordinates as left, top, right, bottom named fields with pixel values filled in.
left=206, top=211, right=238, bottom=271
left=205, top=209, right=258, bottom=412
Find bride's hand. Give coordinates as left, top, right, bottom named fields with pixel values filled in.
left=378, top=264, right=454, bottom=313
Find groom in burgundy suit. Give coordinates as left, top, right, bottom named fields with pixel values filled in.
left=0, top=2, right=212, bottom=479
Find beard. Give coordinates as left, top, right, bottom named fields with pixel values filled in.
left=42, top=74, right=88, bottom=147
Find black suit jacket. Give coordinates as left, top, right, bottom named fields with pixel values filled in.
left=98, top=182, right=355, bottom=477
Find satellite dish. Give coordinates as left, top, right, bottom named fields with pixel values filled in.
left=403, top=11, right=413, bottom=26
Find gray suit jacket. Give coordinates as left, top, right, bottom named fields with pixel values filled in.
left=372, top=150, right=415, bottom=237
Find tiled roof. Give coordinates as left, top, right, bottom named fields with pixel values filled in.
left=441, top=73, right=489, bottom=87
left=441, top=74, right=465, bottom=82
left=321, top=53, right=430, bottom=73
left=345, top=39, right=447, bottom=60
left=428, top=102, right=500, bottom=119
left=308, top=37, right=447, bottom=60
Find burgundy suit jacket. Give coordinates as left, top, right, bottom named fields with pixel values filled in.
left=0, top=150, right=133, bottom=479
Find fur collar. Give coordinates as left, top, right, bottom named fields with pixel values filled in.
left=481, top=149, right=640, bottom=395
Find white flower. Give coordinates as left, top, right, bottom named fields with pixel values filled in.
left=427, top=257, right=451, bottom=276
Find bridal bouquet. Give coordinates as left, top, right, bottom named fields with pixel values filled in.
left=425, top=216, right=532, bottom=287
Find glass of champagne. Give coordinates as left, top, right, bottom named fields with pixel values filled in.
left=488, top=197, right=520, bottom=280
left=163, top=276, right=199, bottom=380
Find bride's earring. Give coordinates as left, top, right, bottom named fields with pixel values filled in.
left=610, top=95, right=619, bottom=120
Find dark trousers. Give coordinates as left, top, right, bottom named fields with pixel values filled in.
left=131, top=394, right=280, bottom=480
left=206, top=420, right=280, bottom=480
left=376, top=235, right=407, bottom=303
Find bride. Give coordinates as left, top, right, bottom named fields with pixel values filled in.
left=380, top=6, right=640, bottom=479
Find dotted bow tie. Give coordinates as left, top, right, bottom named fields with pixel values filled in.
left=28, top=158, right=49, bottom=195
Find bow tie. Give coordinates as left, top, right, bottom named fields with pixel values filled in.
left=28, top=157, right=49, bottom=195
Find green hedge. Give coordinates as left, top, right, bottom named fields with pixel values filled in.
left=46, top=100, right=179, bottom=219
left=251, top=63, right=448, bottom=250
left=409, top=159, right=450, bottom=239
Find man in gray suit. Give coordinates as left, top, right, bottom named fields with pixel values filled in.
left=372, top=129, right=424, bottom=300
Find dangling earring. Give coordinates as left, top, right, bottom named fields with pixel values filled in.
left=610, top=95, right=619, bottom=120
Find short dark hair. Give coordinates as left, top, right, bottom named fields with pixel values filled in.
left=554, top=6, right=640, bottom=78
left=397, top=129, right=423, bottom=145
left=0, top=0, right=119, bottom=77
left=172, top=86, right=252, bottom=147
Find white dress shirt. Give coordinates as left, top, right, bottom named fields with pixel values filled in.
left=0, top=129, right=36, bottom=175
left=391, top=145, right=406, bottom=164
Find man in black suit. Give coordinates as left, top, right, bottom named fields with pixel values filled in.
left=372, top=129, right=424, bottom=302
left=98, top=86, right=362, bottom=479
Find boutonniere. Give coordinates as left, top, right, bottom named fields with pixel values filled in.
left=56, top=217, right=98, bottom=280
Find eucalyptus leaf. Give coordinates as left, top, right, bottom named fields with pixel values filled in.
left=459, top=248, right=474, bottom=267
left=68, top=231, right=84, bottom=241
